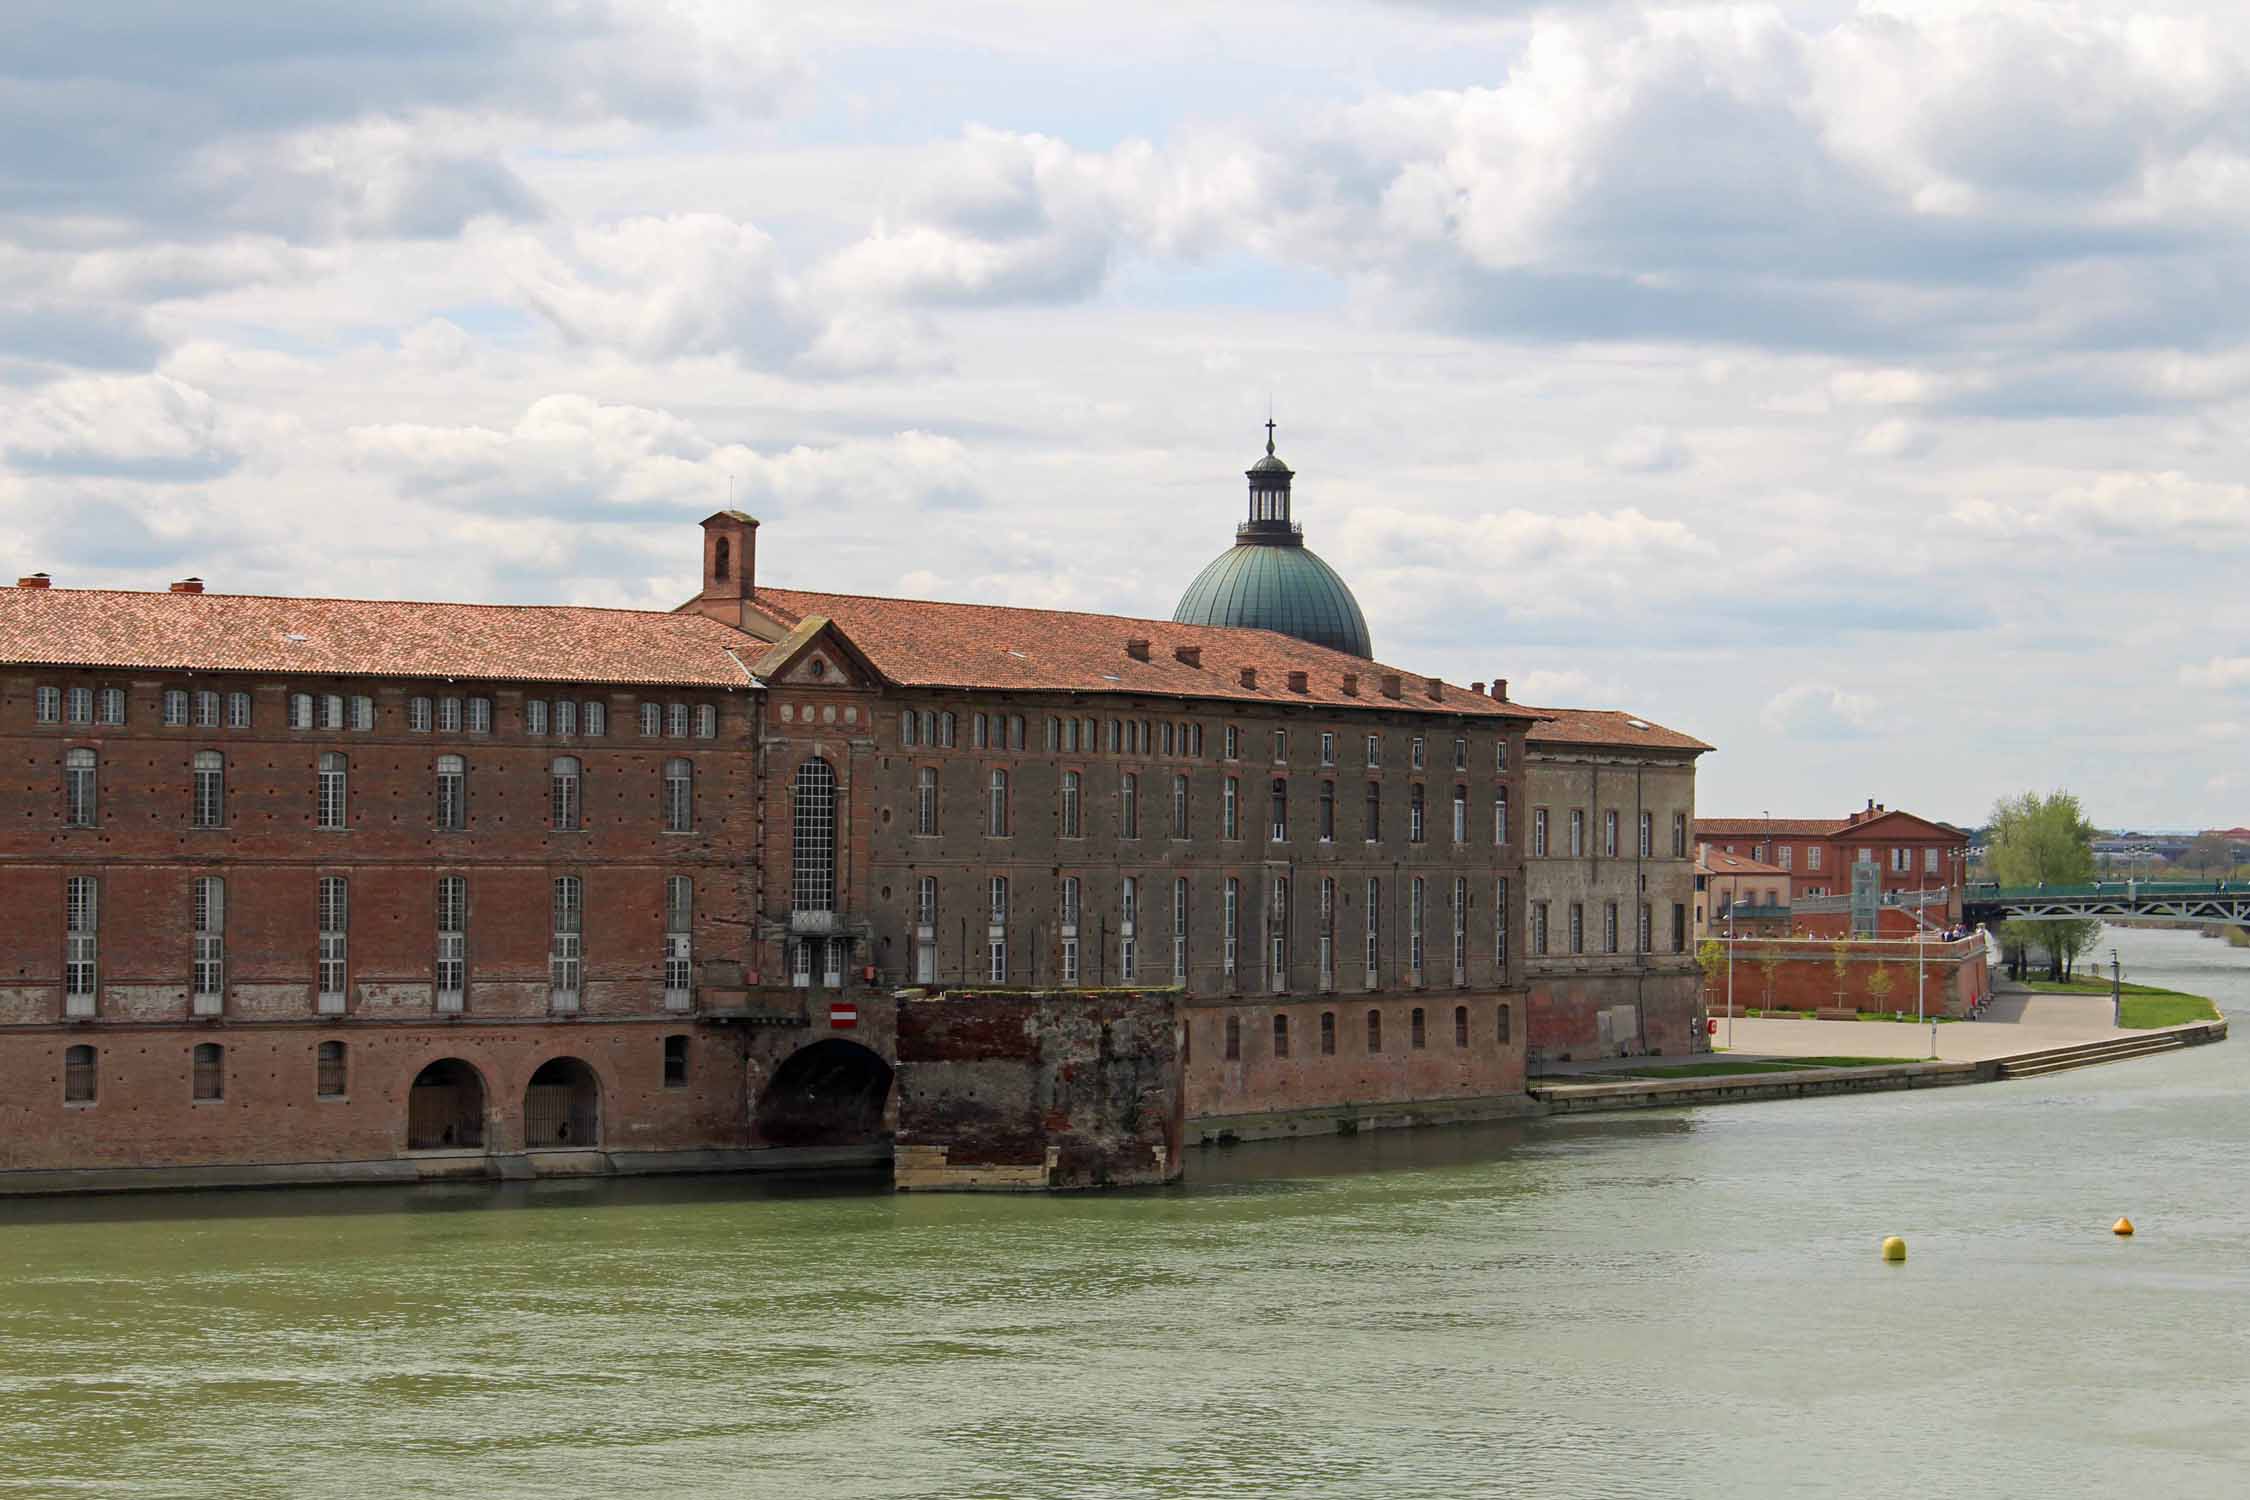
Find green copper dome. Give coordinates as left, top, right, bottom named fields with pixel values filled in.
left=1171, top=423, right=1374, bottom=659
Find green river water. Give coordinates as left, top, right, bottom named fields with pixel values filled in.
left=2, top=924, right=2246, bottom=1499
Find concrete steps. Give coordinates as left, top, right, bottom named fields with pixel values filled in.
left=1997, top=1022, right=2227, bottom=1079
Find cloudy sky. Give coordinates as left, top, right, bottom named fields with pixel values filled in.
left=4, top=0, right=2244, bottom=828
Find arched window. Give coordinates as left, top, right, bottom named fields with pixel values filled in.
left=664, top=757, right=694, bottom=833
left=438, top=695, right=463, bottom=732
left=714, top=535, right=731, bottom=581
left=64, top=1044, right=96, bottom=1103
left=584, top=701, right=607, bottom=737
left=226, top=691, right=251, bottom=728
left=350, top=695, right=373, bottom=731
left=556, top=699, right=577, bottom=737
left=435, top=754, right=466, bottom=831
left=321, top=694, right=345, bottom=730
left=288, top=692, right=314, bottom=729
left=550, top=756, right=582, bottom=831
left=668, top=702, right=689, bottom=738
left=316, top=1040, right=347, bottom=1098
left=409, top=695, right=433, bottom=732
left=1009, top=714, right=1025, bottom=750
left=902, top=710, right=921, bottom=747
left=696, top=704, right=717, bottom=739
left=194, top=690, right=221, bottom=727
left=64, top=748, right=97, bottom=827
left=937, top=712, right=956, bottom=748
left=317, top=752, right=347, bottom=829
left=791, top=759, right=837, bottom=913
left=192, top=1042, right=225, bottom=1101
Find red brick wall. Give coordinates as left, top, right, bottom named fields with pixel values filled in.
left=1527, top=971, right=1704, bottom=1061
left=1703, top=936, right=1988, bottom=1016
left=1182, top=992, right=1523, bottom=1119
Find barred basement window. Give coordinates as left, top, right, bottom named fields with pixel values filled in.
left=64, top=748, right=97, bottom=827
left=791, top=759, right=837, bottom=911
left=409, top=696, right=433, bottom=732
left=550, top=756, right=582, bottom=831
left=1367, top=1009, right=1382, bottom=1053
left=642, top=702, right=662, bottom=737
left=436, top=876, right=467, bottom=1012
left=64, top=1044, right=96, bottom=1104
left=665, top=757, right=694, bottom=833
left=663, top=1035, right=688, bottom=1088
left=192, top=877, right=224, bottom=1015
left=317, top=752, right=347, bottom=829
left=1273, top=1014, right=1290, bottom=1057
left=227, top=690, right=251, bottom=728
left=1411, top=1006, right=1426, bottom=1049
left=316, top=1041, right=347, bottom=1098
left=664, top=876, right=694, bottom=1010
left=64, top=876, right=97, bottom=1017
left=550, top=876, right=584, bottom=1011
left=1321, top=1011, right=1336, bottom=1055
left=1455, top=1005, right=1469, bottom=1047
left=194, top=690, right=220, bottom=727
left=1225, top=1016, right=1241, bottom=1060
left=317, top=876, right=348, bottom=1014
left=435, top=754, right=466, bottom=831
left=192, top=1042, right=224, bottom=1101
left=35, top=686, right=59, bottom=723
left=917, top=766, right=939, bottom=835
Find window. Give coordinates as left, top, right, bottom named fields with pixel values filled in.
left=64, top=1044, right=96, bottom=1104
left=1408, top=784, right=1425, bottom=844
left=1108, top=719, right=1121, bottom=753
left=226, top=691, right=251, bottom=728
left=665, top=757, right=695, bottom=833
left=527, top=699, right=550, bottom=735
left=1224, top=1015, right=1241, bottom=1060
left=466, top=697, right=492, bottom=734
left=1272, top=729, right=1288, bottom=763
left=550, top=755, right=582, bottom=832
left=1120, top=772, right=1138, bottom=838
left=161, top=688, right=187, bottom=725
left=409, top=696, right=433, bottom=732
left=642, top=702, right=663, bottom=737
left=1224, top=724, right=1239, bottom=760
left=696, top=704, right=717, bottom=739
left=435, top=754, right=466, bottom=831
left=987, top=876, right=1008, bottom=982
left=664, top=1035, right=688, bottom=1088
left=192, top=877, right=224, bottom=1015
left=665, top=876, right=694, bottom=1010
left=1452, top=785, right=1468, bottom=843
left=1172, top=877, right=1188, bottom=983
left=65, top=876, right=97, bottom=1016
left=1409, top=878, right=1426, bottom=976
left=917, top=766, right=939, bottom=835
left=318, top=875, right=348, bottom=1013
left=1365, top=877, right=1381, bottom=985
left=1223, top=878, right=1240, bottom=978
left=1411, top=1006, right=1427, bottom=1049
left=317, top=1040, right=347, bottom=1099
left=1365, top=734, right=1381, bottom=768
left=1319, top=732, right=1335, bottom=766
left=1270, top=777, right=1288, bottom=842
left=1496, top=876, right=1510, bottom=968
left=1672, top=902, right=1687, bottom=953
left=556, top=700, right=577, bottom=737
left=669, top=703, right=690, bottom=739
left=1318, top=878, right=1335, bottom=989
left=585, top=701, right=607, bottom=737
left=192, top=1043, right=224, bottom=1102
left=1455, top=1005, right=1469, bottom=1047
left=918, top=877, right=940, bottom=983
left=792, top=760, right=837, bottom=912
left=429, top=696, right=460, bottom=734
left=1452, top=876, right=1467, bottom=983
left=1222, top=776, right=1239, bottom=839
left=35, top=686, right=58, bottom=723
left=988, top=768, right=1009, bottom=836
left=1321, top=1011, right=1337, bottom=1055
left=1410, top=737, right=1426, bottom=771
left=1808, top=845, right=1824, bottom=871
left=1569, top=902, right=1584, bottom=955
left=1060, top=876, right=1081, bottom=985
left=1171, top=774, right=1189, bottom=838
left=971, top=712, right=989, bottom=750
left=1191, top=724, right=1204, bottom=757
left=1367, top=1009, right=1383, bottom=1053
left=1497, top=1004, right=1512, bottom=1044
left=1604, top=901, right=1619, bottom=954
left=1568, top=809, right=1584, bottom=857
left=1640, top=812, right=1654, bottom=858
left=1319, top=780, right=1335, bottom=841
left=1779, top=844, right=1794, bottom=870
left=1926, top=847, right=1941, bottom=875
left=935, top=713, right=957, bottom=749
left=903, top=710, right=921, bottom=747
left=1532, top=901, right=1549, bottom=957
left=1270, top=875, right=1289, bottom=991
left=1059, top=769, right=1081, bottom=838
left=436, top=876, right=466, bottom=1012
left=1453, top=737, right=1468, bottom=772
left=64, top=748, right=97, bottom=827
left=66, top=686, right=91, bottom=724
left=98, top=687, right=124, bottom=725
left=1603, top=810, right=1619, bottom=857
left=351, top=695, right=374, bottom=731
left=1671, top=812, right=1688, bottom=858
left=1120, top=877, right=1137, bottom=981
left=1638, top=902, right=1652, bottom=954
left=1892, top=847, right=1910, bottom=874
left=1364, top=780, right=1381, bottom=842
left=1494, top=787, right=1510, bottom=846
left=321, top=694, right=344, bottom=730
left=317, top=752, right=347, bottom=829
left=550, top=876, right=583, bottom=1011
left=1274, top=1014, right=1290, bottom=1057
left=183, top=686, right=212, bottom=726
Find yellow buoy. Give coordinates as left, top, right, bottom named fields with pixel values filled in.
left=2113, top=1217, right=2135, bottom=1236
left=1881, top=1236, right=1907, bottom=1262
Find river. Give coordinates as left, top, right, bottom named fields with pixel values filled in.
left=2, top=924, right=2244, bottom=1499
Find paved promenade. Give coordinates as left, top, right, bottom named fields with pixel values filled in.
left=1707, top=989, right=2131, bottom=1065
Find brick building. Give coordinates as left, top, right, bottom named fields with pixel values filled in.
left=1517, top=705, right=1712, bottom=1063
left=1694, top=849, right=1790, bottom=934
left=1695, top=803, right=1970, bottom=921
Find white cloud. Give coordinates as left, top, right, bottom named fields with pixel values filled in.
left=1760, top=682, right=1882, bottom=739
left=1605, top=425, right=1691, bottom=473
left=1851, top=418, right=1935, bottom=459
left=2182, top=657, right=2250, bottom=692
left=0, top=374, right=281, bottom=481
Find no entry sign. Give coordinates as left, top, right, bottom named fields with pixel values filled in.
left=829, top=1002, right=858, bottom=1029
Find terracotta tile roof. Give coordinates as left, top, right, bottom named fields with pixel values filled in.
left=1695, top=817, right=1850, bottom=838
left=0, top=586, right=758, bottom=688
left=1517, top=704, right=1713, bottom=752
left=748, top=586, right=1538, bottom=720
left=1698, top=849, right=1787, bottom=876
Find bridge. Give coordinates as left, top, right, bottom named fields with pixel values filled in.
left=1962, top=880, right=2250, bottom=926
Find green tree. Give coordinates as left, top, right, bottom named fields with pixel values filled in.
left=1756, top=942, right=1784, bottom=1009
left=1697, top=938, right=1727, bottom=1011
left=1830, top=937, right=1852, bottom=1008
left=1987, top=789, right=2103, bottom=980
left=1865, top=960, right=1896, bottom=1013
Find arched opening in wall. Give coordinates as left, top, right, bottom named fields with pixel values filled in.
left=407, top=1058, right=487, bottom=1150
left=524, top=1057, right=601, bottom=1148
left=754, top=1039, right=893, bottom=1147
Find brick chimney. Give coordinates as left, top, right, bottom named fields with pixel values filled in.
left=1286, top=670, right=1309, bottom=693
left=1240, top=667, right=1258, bottom=689
left=1341, top=672, right=1359, bottom=696
left=169, top=577, right=204, bottom=594
left=16, top=573, right=50, bottom=589
left=1174, top=645, right=1202, bottom=667
left=1126, top=638, right=1151, bottom=661
left=1494, top=678, right=1508, bottom=703
left=1425, top=676, right=1443, bottom=700
left=1471, top=681, right=1485, bottom=696
left=1380, top=673, right=1402, bottom=699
